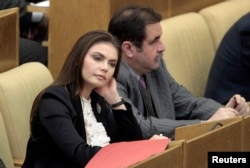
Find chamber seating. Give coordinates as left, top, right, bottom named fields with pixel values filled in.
left=0, top=62, right=53, bottom=166
left=199, top=0, right=250, bottom=50
left=161, top=12, right=215, bottom=97
left=0, top=112, right=14, bottom=168
left=160, top=0, right=250, bottom=97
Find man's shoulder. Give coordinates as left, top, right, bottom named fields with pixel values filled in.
left=118, top=61, right=134, bottom=77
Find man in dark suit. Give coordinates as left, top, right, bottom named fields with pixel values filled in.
left=108, top=5, right=250, bottom=139
left=0, top=0, right=48, bottom=65
left=205, top=12, right=250, bottom=105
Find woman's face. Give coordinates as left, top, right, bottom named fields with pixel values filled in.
left=82, top=42, right=118, bottom=89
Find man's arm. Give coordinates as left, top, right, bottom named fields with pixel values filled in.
left=119, top=88, right=201, bottom=140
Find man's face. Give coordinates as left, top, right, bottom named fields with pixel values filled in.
left=133, top=22, right=165, bottom=74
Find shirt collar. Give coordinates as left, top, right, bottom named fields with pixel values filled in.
left=122, top=60, right=142, bottom=80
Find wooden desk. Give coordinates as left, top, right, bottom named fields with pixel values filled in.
left=242, top=116, right=250, bottom=151
left=131, top=140, right=184, bottom=168
left=175, top=117, right=243, bottom=140
left=176, top=119, right=243, bottom=168
left=0, top=8, right=19, bottom=72
left=26, top=5, right=49, bottom=13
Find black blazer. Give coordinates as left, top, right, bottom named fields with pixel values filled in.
left=22, top=84, right=142, bottom=168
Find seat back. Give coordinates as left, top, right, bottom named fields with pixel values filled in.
left=0, top=112, right=14, bottom=168
left=161, top=12, right=215, bottom=97
left=199, top=0, right=250, bottom=50
left=0, top=62, right=53, bottom=162
left=0, top=7, right=19, bottom=72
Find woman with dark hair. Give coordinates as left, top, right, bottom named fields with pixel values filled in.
left=22, top=30, right=143, bottom=168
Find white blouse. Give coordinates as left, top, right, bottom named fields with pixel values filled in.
left=80, top=96, right=110, bottom=147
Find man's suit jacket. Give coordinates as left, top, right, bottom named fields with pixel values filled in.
left=117, top=59, right=222, bottom=139
left=205, top=12, right=250, bottom=104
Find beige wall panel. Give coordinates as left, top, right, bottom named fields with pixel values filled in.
left=110, top=0, right=170, bottom=18
left=48, top=0, right=110, bottom=78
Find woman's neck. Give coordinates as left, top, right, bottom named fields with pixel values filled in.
left=81, top=87, right=92, bottom=100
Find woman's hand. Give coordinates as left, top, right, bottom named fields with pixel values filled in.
left=150, top=134, right=170, bottom=140
left=95, top=78, right=126, bottom=110
left=95, top=78, right=120, bottom=104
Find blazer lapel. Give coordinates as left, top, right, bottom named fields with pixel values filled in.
left=70, top=96, right=86, bottom=140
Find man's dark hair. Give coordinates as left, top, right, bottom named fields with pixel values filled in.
left=108, top=4, right=162, bottom=49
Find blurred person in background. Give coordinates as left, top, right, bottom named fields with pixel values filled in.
left=0, top=0, right=48, bottom=65
left=205, top=12, right=250, bottom=105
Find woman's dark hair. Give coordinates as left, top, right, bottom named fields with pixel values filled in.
left=30, top=30, right=121, bottom=128
left=108, top=4, right=162, bottom=49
